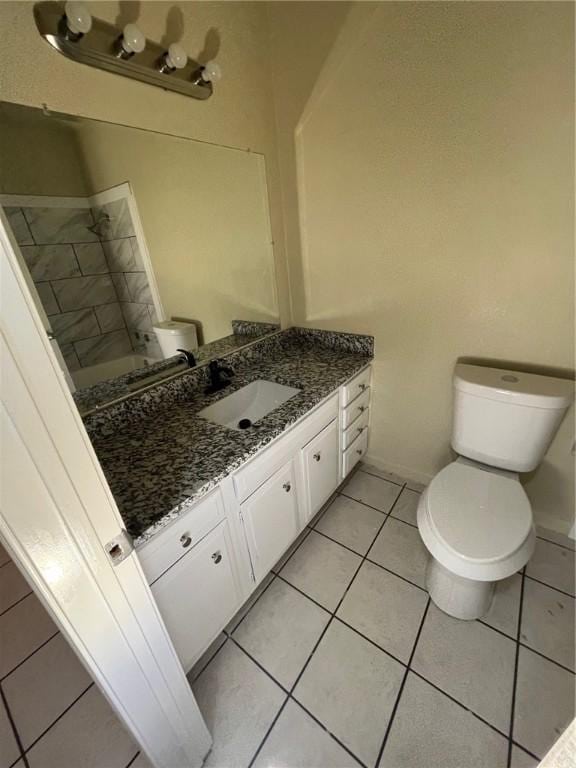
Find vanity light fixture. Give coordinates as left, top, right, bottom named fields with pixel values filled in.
left=191, top=61, right=222, bottom=86
left=34, top=2, right=219, bottom=100
left=158, top=43, right=188, bottom=74
left=116, top=23, right=146, bottom=59
left=62, top=0, right=92, bottom=41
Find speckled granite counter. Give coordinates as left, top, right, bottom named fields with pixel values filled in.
left=84, top=328, right=373, bottom=546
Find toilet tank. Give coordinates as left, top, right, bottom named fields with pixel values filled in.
left=153, top=320, right=198, bottom=359
left=452, top=364, right=574, bottom=473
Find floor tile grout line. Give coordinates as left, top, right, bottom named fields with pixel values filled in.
left=21, top=682, right=95, bottom=757
left=1, top=680, right=30, bottom=768
left=292, top=698, right=367, bottom=768
left=0, top=590, right=34, bottom=618
left=354, top=468, right=404, bottom=489
left=333, top=616, right=407, bottom=669
left=246, top=695, right=290, bottom=768
left=270, top=528, right=313, bottom=577
left=189, top=634, right=229, bottom=684
left=0, top=630, right=60, bottom=683
left=523, top=573, right=575, bottom=599
left=124, top=750, right=141, bottom=768
left=364, top=558, right=428, bottom=592
left=274, top=572, right=335, bottom=614
left=339, top=491, right=399, bottom=517
left=245, top=488, right=406, bottom=768
left=507, top=568, right=527, bottom=768
left=510, top=740, right=541, bottom=762
left=226, top=572, right=281, bottom=637
left=517, top=641, right=575, bottom=676
left=373, top=597, right=431, bottom=768
left=534, top=534, right=576, bottom=553
left=408, top=668, right=511, bottom=742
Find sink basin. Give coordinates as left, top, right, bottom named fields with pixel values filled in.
left=198, top=380, right=301, bottom=430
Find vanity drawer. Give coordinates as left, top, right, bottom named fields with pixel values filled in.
left=342, top=366, right=371, bottom=407
left=342, top=388, right=370, bottom=430
left=137, top=488, right=226, bottom=584
left=342, top=408, right=370, bottom=451
left=342, top=427, right=369, bottom=478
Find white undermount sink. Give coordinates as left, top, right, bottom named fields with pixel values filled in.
left=198, top=380, right=301, bottom=431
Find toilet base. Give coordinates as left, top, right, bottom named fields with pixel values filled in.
left=426, top=557, right=495, bottom=620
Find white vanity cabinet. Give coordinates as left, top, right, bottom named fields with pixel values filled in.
left=239, top=459, right=300, bottom=584
left=137, top=489, right=244, bottom=672
left=301, top=419, right=339, bottom=523
left=149, top=519, right=241, bottom=672
left=136, top=363, right=372, bottom=673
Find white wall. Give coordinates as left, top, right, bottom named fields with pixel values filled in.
left=268, top=1, right=575, bottom=533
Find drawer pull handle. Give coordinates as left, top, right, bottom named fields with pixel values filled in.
left=211, top=551, right=222, bottom=564
left=358, top=405, right=366, bottom=413
left=359, top=383, right=367, bottom=391
left=357, top=426, right=364, bottom=434
left=283, top=482, right=291, bottom=492
left=313, top=453, right=321, bottom=462
left=356, top=449, right=363, bottom=456
left=180, top=534, right=192, bottom=548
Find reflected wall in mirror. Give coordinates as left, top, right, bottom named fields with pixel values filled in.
left=0, top=101, right=280, bottom=409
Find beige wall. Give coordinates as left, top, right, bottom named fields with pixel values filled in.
left=267, top=1, right=575, bottom=533
left=0, top=0, right=290, bottom=328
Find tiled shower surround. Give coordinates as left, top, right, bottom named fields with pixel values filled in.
left=5, top=197, right=159, bottom=371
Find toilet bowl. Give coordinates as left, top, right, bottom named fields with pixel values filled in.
left=417, top=363, right=573, bottom=620
left=417, top=458, right=535, bottom=619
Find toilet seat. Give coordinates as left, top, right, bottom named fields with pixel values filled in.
left=418, top=460, right=535, bottom=582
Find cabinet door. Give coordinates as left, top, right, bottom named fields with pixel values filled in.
left=151, top=520, right=242, bottom=672
left=240, top=459, right=300, bottom=584
left=302, top=419, right=339, bottom=523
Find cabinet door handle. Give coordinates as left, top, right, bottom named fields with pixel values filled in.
left=283, top=482, right=291, bottom=492
left=180, top=534, right=192, bottom=548
left=313, top=452, right=321, bottom=462
left=211, top=551, right=222, bottom=564
left=359, top=383, right=367, bottom=391
left=358, top=405, right=366, bottom=413
left=357, top=426, right=364, bottom=434
left=356, top=449, right=363, bottom=456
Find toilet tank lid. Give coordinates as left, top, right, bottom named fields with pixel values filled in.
left=153, top=320, right=195, bottom=335
left=453, top=364, right=574, bottom=410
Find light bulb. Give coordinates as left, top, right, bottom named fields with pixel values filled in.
left=121, top=23, right=145, bottom=55
left=166, top=43, right=187, bottom=70
left=64, top=1, right=92, bottom=36
left=201, top=61, right=222, bottom=83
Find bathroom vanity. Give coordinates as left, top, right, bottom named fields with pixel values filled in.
left=84, top=328, right=373, bottom=671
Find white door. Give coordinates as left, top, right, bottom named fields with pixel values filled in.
left=0, top=210, right=211, bottom=768
left=301, top=419, right=339, bottom=522
left=240, top=459, right=300, bottom=584
left=151, top=520, right=243, bottom=672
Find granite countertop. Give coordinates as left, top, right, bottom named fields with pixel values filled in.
left=85, top=328, right=373, bottom=546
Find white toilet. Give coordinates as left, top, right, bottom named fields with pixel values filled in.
left=417, top=363, right=574, bottom=620
left=153, top=320, right=198, bottom=359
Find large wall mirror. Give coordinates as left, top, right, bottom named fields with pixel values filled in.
left=0, top=101, right=280, bottom=410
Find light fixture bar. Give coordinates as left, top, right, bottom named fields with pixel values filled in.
left=33, top=2, right=214, bottom=101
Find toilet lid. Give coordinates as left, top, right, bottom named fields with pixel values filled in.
left=424, top=462, right=532, bottom=563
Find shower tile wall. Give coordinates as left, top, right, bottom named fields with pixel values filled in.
left=5, top=199, right=159, bottom=371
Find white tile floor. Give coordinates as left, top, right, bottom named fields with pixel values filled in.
left=0, top=540, right=150, bottom=768
left=190, top=464, right=576, bottom=768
